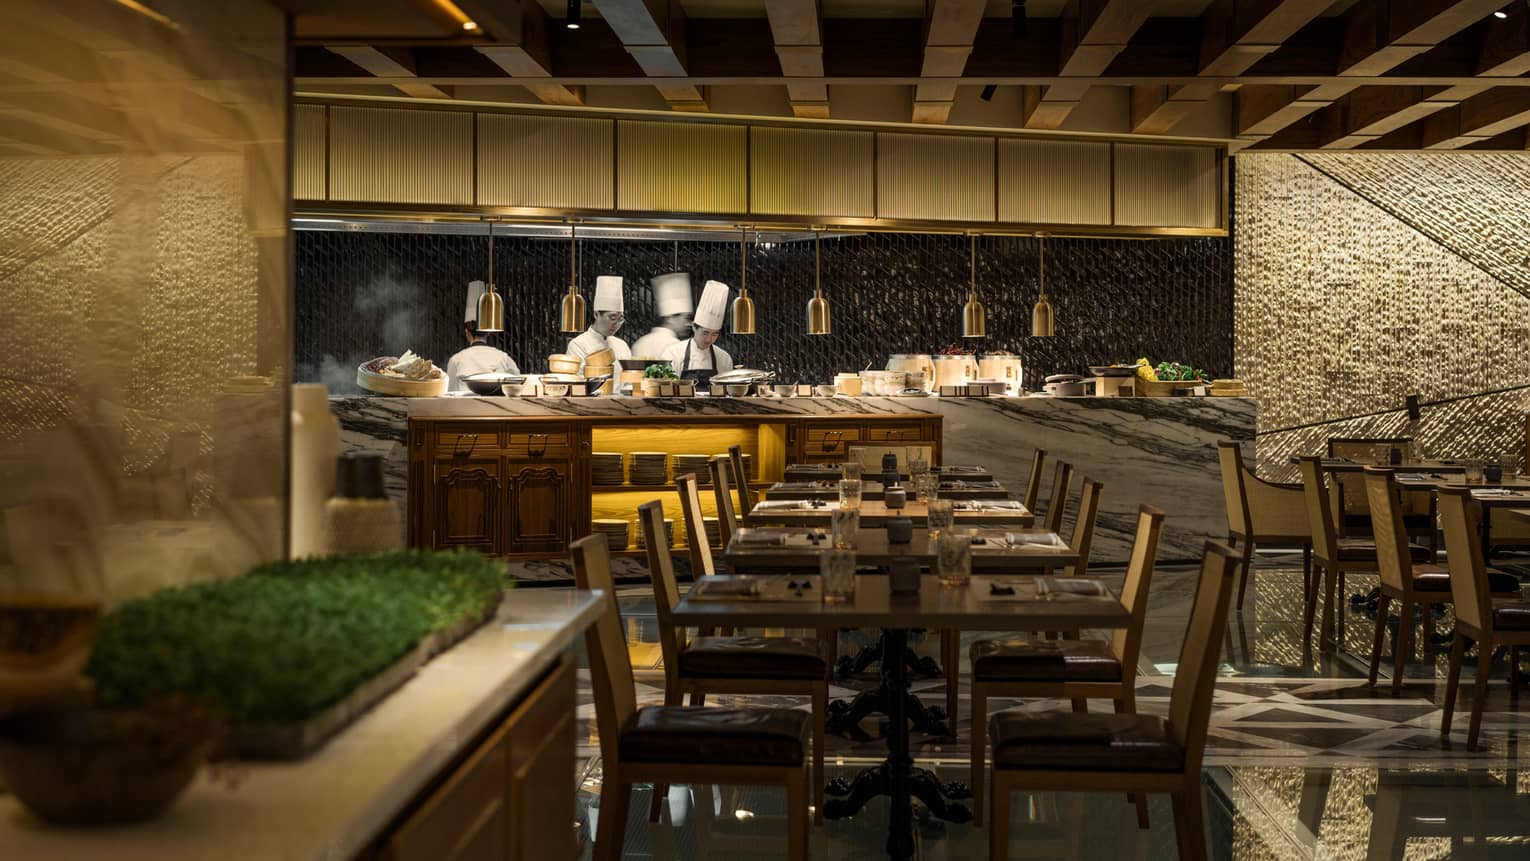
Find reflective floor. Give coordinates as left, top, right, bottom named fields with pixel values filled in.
left=568, top=550, right=1530, bottom=858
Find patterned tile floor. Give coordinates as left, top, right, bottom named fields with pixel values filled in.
left=565, top=550, right=1530, bottom=858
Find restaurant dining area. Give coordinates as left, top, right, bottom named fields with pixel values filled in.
left=4, top=1, right=1530, bottom=860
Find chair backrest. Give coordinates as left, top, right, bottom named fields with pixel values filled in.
left=1216, top=441, right=1252, bottom=538
left=728, top=445, right=756, bottom=512
left=1438, top=488, right=1491, bottom=632
left=1329, top=438, right=1415, bottom=517
left=1043, top=460, right=1074, bottom=533
left=1167, top=542, right=1240, bottom=774
left=1298, top=457, right=1340, bottom=563
left=846, top=444, right=934, bottom=473
left=1023, top=449, right=1047, bottom=511
left=1362, top=468, right=1412, bottom=593
left=1111, top=505, right=1165, bottom=670
left=638, top=500, right=686, bottom=692
left=570, top=534, right=637, bottom=771
left=709, top=456, right=739, bottom=547
left=675, top=473, right=716, bottom=578
left=1068, top=478, right=1104, bottom=576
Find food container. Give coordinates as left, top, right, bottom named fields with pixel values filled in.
left=977, top=352, right=1023, bottom=395
left=461, top=372, right=525, bottom=397
left=931, top=355, right=973, bottom=390
left=640, top=378, right=662, bottom=397
left=814, top=384, right=836, bottom=397
left=860, top=370, right=902, bottom=396
left=1043, top=374, right=1086, bottom=397
left=584, top=347, right=614, bottom=367
left=356, top=359, right=447, bottom=397
left=547, top=354, right=582, bottom=374
left=542, top=383, right=570, bottom=397
left=675, top=380, right=696, bottom=397
left=619, top=369, right=645, bottom=395
left=772, top=384, right=796, bottom=397
left=887, top=354, right=935, bottom=392
left=724, top=383, right=753, bottom=397
left=834, top=373, right=863, bottom=396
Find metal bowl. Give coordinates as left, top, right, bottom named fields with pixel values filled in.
left=461, top=372, right=525, bottom=396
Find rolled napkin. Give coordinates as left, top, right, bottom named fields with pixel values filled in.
left=1006, top=531, right=1067, bottom=547
left=1038, top=578, right=1108, bottom=597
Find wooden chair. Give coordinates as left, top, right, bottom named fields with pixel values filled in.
left=968, top=504, right=1164, bottom=828
left=728, top=444, right=756, bottom=513
left=1439, top=487, right=1530, bottom=751
left=637, top=500, right=830, bottom=825
left=1064, top=478, right=1104, bottom=578
left=1328, top=437, right=1437, bottom=556
left=1297, top=456, right=1401, bottom=651
left=1363, top=468, right=1518, bottom=695
left=986, top=541, right=1239, bottom=861
left=1042, top=460, right=1074, bottom=534
left=710, top=457, right=740, bottom=548
left=1217, top=440, right=1312, bottom=610
left=1022, top=449, right=1047, bottom=512
left=570, top=533, right=811, bottom=861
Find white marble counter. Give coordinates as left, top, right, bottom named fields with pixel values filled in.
left=0, top=590, right=602, bottom=861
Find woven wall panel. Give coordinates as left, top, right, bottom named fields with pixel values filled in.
left=293, top=103, right=326, bottom=201
left=1115, top=143, right=1221, bottom=228
left=328, top=106, right=473, bottom=205
left=749, top=126, right=874, bottom=218
left=477, top=113, right=613, bottom=210
left=997, top=139, right=1112, bottom=225
left=616, top=120, right=747, bottom=213
left=875, top=132, right=995, bottom=222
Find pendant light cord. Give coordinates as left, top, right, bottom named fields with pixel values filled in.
left=740, top=225, right=747, bottom=292
left=487, top=220, right=494, bottom=289
left=970, top=233, right=977, bottom=296
left=568, top=222, right=577, bottom=285
left=1038, top=232, right=1046, bottom=298
left=814, top=230, right=821, bottom=295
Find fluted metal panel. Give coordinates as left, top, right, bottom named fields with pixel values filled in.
left=876, top=132, right=995, bottom=222
left=617, top=120, right=746, bottom=213
left=477, top=113, right=613, bottom=209
left=997, top=139, right=1111, bottom=225
left=293, top=103, right=327, bottom=201
left=749, top=127, right=874, bottom=218
left=328, top=106, right=473, bottom=205
left=1114, top=143, right=1221, bottom=228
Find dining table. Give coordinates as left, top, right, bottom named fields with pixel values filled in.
left=1393, top=475, right=1530, bottom=559
left=744, top=498, right=1034, bottom=528
left=723, top=526, right=1077, bottom=572
left=763, top=478, right=1011, bottom=502
left=670, top=572, right=1128, bottom=861
left=784, top=463, right=994, bottom=483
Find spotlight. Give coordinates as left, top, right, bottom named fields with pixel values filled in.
left=1012, top=0, right=1027, bottom=37
left=980, top=84, right=997, bottom=101
left=566, top=0, right=581, bottom=30
left=1495, top=9, right=1509, bottom=18
left=462, top=20, right=478, bottom=31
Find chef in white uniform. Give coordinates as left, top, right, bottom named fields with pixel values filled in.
left=630, top=272, right=693, bottom=359
left=446, top=280, right=521, bottom=392
left=564, top=275, right=631, bottom=373
left=659, top=280, right=734, bottom=391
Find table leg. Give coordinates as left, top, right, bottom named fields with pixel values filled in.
left=1481, top=505, right=1494, bottom=563
left=884, top=627, right=915, bottom=860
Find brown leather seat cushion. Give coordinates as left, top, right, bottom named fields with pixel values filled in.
left=989, top=712, right=1183, bottom=772
left=1411, top=567, right=1519, bottom=594
left=679, top=636, right=828, bottom=679
left=1335, top=539, right=1432, bottom=563
left=969, top=639, right=1122, bottom=682
left=1492, top=602, right=1530, bottom=631
left=620, top=706, right=809, bottom=766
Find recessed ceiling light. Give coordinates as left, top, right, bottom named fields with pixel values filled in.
left=1495, top=10, right=1509, bottom=18
left=462, top=20, right=478, bottom=31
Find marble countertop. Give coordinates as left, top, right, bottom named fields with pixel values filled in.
left=0, top=589, right=602, bottom=861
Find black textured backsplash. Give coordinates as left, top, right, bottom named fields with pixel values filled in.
left=296, top=231, right=1231, bottom=392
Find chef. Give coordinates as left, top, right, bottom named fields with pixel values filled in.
left=446, top=280, right=520, bottom=392
left=565, top=275, right=631, bottom=372
left=630, top=272, right=693, bottom=358
left=659, top=279, right=734, bottom=391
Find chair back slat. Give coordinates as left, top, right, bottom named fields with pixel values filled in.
left=710, top=456, right=739, bottom=547
left=1068, top=478, right=1104, bottom=577
left=1043, top=460, right=1074, bottom=534
left=1111, top=505, right=1165, bottom=670
left=570, top=534, right=637, bottom=770
left=1438, top=488, right=1491, bottom=632
left=728, top=445, right=756, bottom=512
left=1298, top=457, right=1340, bottom=563
left=639, top=501, right=686, bottom=692
left=676, top=473, right=716, bottom=578
left=1362, top=468, right=1412, bottom=593
left=1216, top=441, right=1252, bottom=538
left=1167, top=542, right=1240, bottom=772
left=1023, top=449, right=1047, bottom=511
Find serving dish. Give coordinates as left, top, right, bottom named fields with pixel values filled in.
left=460, top=372, right=525, bottom=396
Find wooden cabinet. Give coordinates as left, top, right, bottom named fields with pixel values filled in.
left=504, top=460, right=572, bottom=555
left=432, top=458, right=501, bottom=552
left=787, top=416, right=942, bottom=465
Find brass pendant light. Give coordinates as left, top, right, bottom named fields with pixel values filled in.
left=732, top=225, right=756, bottom=335
left=476, top=220, right=504, bottom=333
left=962, top=233, right=987, bottom=338
left=559, top=222, right=585, bottom=333
left=806, top=229, right=831, bottom=335
left=1031, top=231, right=1054, bottom=338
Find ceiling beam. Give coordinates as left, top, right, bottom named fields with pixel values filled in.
left=590, top=0, right=706, bottom=111
left=765, top=0, right=827, bottom=118
left=1377, top=86, right=1530, bottom=147
left=1025, top=0, right=1154, bottom=130
left=913, top=0, right=987, bottom=124
left=326, top=46, right=453, bottom=99
left=469, top=0, right=583, bottom=106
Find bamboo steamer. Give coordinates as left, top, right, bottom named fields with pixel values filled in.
left=547, top=354, right=583, bottom=374
left=356, top=363, right=447, bottom=397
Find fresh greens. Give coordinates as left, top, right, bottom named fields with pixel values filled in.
left=1153, top=361, right=1206, bottom=382
left=643, top=362, right=679, bottom=380
left=87, top=551, right=505, bottom=724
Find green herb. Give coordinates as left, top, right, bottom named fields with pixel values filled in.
left=87, top=551, right=506, bottom=724
left=1153, top=361, right=1206, bottom=382
left=643, top=363, right=679, bottom=380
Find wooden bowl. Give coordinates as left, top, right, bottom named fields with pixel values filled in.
left=546, top=354, right=582, bottom=374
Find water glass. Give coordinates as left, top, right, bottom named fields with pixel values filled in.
left=842, top=461, right=863, bottom=481
left=821, top=548, right=856, bottom=604
left=831, top=507, right=860, bottom=550
left=913, top=474, right=936, bottom=503
left=927, top=498, right=955, bottom=537
left=838, top=478, right=863, bottom=510
left=908, top=454, right=930, bottom=479
left=936, top=531, right=972, bottom=587
left=1504, top=453, right=1523, bottom=477
left=1463, top=461, right=1486, bottom=484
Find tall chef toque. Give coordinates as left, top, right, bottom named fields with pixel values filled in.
left=593, top=275, right=624, bottom=313
left=694, top=280, right=730, bottom=331
left=651, top=273, right=693, bottom=317
left=464, top=280, right=486, bottom=324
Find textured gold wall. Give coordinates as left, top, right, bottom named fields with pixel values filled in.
left=1234, top=153, right=1530, bottom=479
left=0, top=2, right=290, bottom=604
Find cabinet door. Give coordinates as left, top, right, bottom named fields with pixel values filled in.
left=506, top=659, right=577, bottom=860
left=505, top=460, right=572, bottom=555
left=432, top=459, right=501, bottom=553
left=384, top=719, right=509, bottom=861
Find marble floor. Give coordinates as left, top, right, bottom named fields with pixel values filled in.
left=565, top=549, right=1530, bottom=858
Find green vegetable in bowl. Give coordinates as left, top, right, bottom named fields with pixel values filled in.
left=1153, top=362, right=1206, bottom=382
left=643, top=363, right=679, bottom=380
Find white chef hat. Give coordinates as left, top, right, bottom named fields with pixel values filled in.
left=651, top=273, right=693, bottom=317
left=694, top=280, right=730, bottom=331
left=593, top=275, right=624, bottom=313
left=464, top=280, right=485, bottom=323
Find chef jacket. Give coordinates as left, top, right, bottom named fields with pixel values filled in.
left=630, top=327, right=681, bottom=360
left=446, top=342, right=521, bottom=392
left=660, top=338, right=734, bottom=375
left=565, top=327, right=631, bottom=373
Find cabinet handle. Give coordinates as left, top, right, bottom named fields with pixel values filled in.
left=825, top=431, right=842, bottom=451
left=453, top=434, right=479, bottom=458
left=529, top=433, right=548, bottom=458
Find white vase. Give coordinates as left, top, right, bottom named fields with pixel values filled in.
left=290, top=383, right=341, bottom=559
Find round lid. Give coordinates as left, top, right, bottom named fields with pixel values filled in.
left=1045, top=374, right=1085, bottom=383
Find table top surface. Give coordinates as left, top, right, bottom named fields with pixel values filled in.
left=784, top=464, right=994, bottom=481
left=744, top=498, right=1034, bottom=527
left=764, top=479, right=1009, bottom=501
left=1299, top=457, right=1472, bottom=473
left=724, top=526, right=1078, bottom=570
left=671, top=574, right=1128, bottom=629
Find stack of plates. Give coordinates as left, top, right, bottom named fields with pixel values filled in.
left=702, top=516, right=723, bottom=548
left=713, top=452, right=756, bottom=481
left=630, top=452, right=669, bottom=485
left=591, top=519, right=631, bottom=551
left=592, top=452, right=625, bottom=485
left=634, top=518, right=675, bottom=549
left=674, top=454, right=711, bottom=484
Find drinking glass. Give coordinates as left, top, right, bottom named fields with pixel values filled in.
left=927, top=498, right=955, bottom=537
left=908, top=453, right=930, bottom=479
left=1463, top=461, right=1485, bottom=484
left=830, top=507, right=860, bottom=550
left=936, top=531, right=972, bottom=587
left=838, top=478, right=863, bottom=510
left=1504, top=453, right=1522, bottom=477
left=913, top=474, right=936, bottom=503
left=821, top=549, right=856, bottom=604
left=842, top=461, right=863, bottom=482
